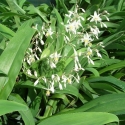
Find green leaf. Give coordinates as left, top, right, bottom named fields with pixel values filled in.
left=88, top=59, right=121, bottom=68
left=83, top=80, right=97, bottom=94
left=6, top=0, right=25, bottom=26
left=0, top=70, right=7, bottom=77
left=90, top=82, right=121, bottom=93
left=85, top=0, right=90, bottom=4
left=106, top=43, right=125, bottom=50
left=0, top=100, right=27, bottom=116
left=42, top=99, right=58, bottom=118
left=38, top=112, right=119, bottom=125
left=91, top=0, right=103, bottom=5
left=6, top=0, right=25, bottom=14
left=53, top=8, right=65, bottom=51
left=99, top=60, right=125, bottom=74
left=117, top=18, right=125, bottom=31
left=69, top=0, right=77, bottom=4
left=9, top=94, right=35, bottom=125
left=18, top=80, right=47, bottom=90
left=0, top=20, right=35, bottom=99
left=56, top=84, right=79, bottom=98
left=27, top=5, right=49, bottom=23
left=110, top=11, right=125, bottom=17
left=85, top=68, right=100, bottom=76
left=18, top=0, right=26, bottom=7
left=117, top=0, right=124, bottom=11
left=88, top=76, right=125, bottom=91
left=74, top=93, right=125, bottom=115
left=0, top=12, right=30, bottom=19
left=59, top=0, right=68, bottom=13
left=40, top=48, right=50, bottom=60
left=104, top=22, right=119, bottom=28
left=51, top=93, right=70, bottom=105
left=103, top=31, right=124, bottom=46
left=0, top=24, right=15, bottom=39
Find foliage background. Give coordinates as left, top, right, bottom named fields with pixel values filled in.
left=0, top=0, right=125, bottom=125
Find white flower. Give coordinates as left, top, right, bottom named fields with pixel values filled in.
left=65, top=11, right=74, bottom=18
left=74, top=60, right=84, bottom=71
left=80, top=8, right=85, bottom=13
left=65, top=8, right=85, bottom=23
left=64, top=83, right=66, bottom=88
left=62, top=74, right=67, bottom=87
left=76, top=73, right=80, bottom=81
left=46, top=90, right=51, bottom=96
left=74, top=20, right=82, bottom=29
left=62, top=75, right=67, bottom=83
left=86, top=47, right=93, bottom=57
left=51, top=74, right=64, bottom=91
left=86, top=47, right=94, bottom=65
left=65, top=22, right=76, bottom=34
left=104, top=10, right=109, bottom=15
left=67, top=77, right=72, bottom=84
left=52, top=74, right=60, bottom=83
left=46, top=28, right=53, bottom=37
left=97, top=42, right=105, bottom=48
left=27, top=69, right=32, bottom=76
left=50, top=61, right=56, bottom=69
left=88, top=11, right=102, bottom=24
left=40, top=39, right=44, bottom=45
left=68, top=74, right=80, bottom=84
left=49, top=85, right=55, bottom=93
left=95, top=49, right=102, bottom=58
left=88, top=57, right=94, bottom=65
left=37, top=47, right=42, bottom=53
left=28, top=48, right=33, bottom=53
left=34, top=79, right=39, bottom=86
left=100, top=22, right=107, bottom=28
left=73, top=48, right=84, bottom=71
left=102, top=15, right=109, bottom=21
left=34, top=53, right=39, bottom=60
left=65, top=20, right=81, bottom=34
left=90, top=26, right=100, bottom=39
left=48, top=79, right=55, bottom=93
left=41, top=24, right=46, bottom=35
left=34, top=71, right=37, bottom=77
left=50, top=52, right=61, bottom=64
left=82, top=33, right=93, bottom=46
left=35, top=39, right=39, bottom=45
left=74, top=61, right=79, bottom=71
left=59, top=83, right=63, bottom=90
left=42, top=76, right=47, bottom=83
left=27, top=55, right=35, bottom=65
left=64, top=35, right=70, bottom=43
left=73, top=48, right=79, bottom=61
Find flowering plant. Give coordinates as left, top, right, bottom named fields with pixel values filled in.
left=22, top=4, right=109, bottom=95
left=1, top=0, right=125, bottom=124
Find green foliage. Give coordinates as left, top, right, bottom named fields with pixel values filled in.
left=0, top=20, right=35, bottom=99
left=38, top=112, right=119, bottom=125
left=9, top=94, right=35, bottom=125
left=74, top=94, right=125, bottom=113
left=0, top=0, right=125, bottom=124
left=0, top=100, right=28, bottom=116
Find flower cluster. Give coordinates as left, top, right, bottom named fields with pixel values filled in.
left=48, top=52, right=61, bottom=69
left=33, top=73, right=80, bottom=96
left=22, top=5, right=109, bottom=95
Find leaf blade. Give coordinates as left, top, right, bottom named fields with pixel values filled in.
left=0, top=100, right=28, bottom=116
left=38, top=112, right=119, bottom=125
left=0, top=20, right=35, bottom=99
